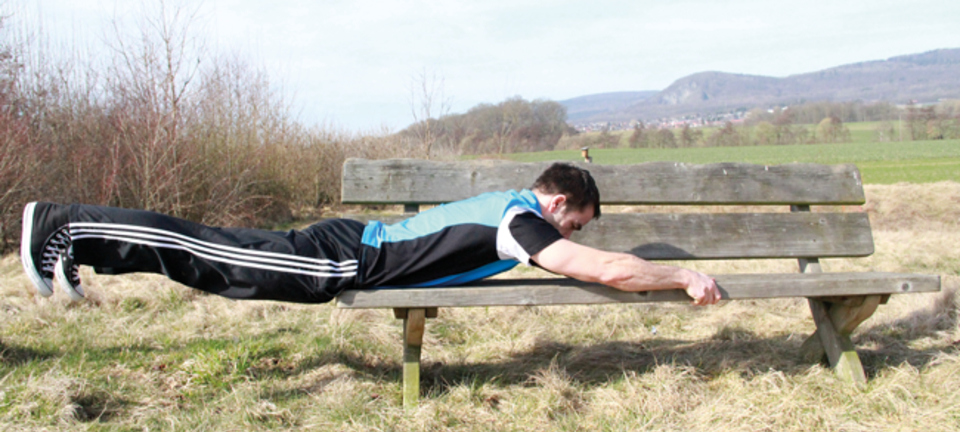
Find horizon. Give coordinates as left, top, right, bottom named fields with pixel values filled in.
left=12, top=0, right=960, bottom=131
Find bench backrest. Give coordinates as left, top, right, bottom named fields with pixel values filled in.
left=341, top=159, right=872, bottom=260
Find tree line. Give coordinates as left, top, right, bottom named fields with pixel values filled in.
left=577, top=100, right=960, bottom=150
left=399, top=96, right=573, bottom=156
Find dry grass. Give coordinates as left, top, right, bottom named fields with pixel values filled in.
left=0, top=184, right=958, bottom=431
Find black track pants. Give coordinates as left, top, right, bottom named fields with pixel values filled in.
left=67, top=204, right=364, bottom=303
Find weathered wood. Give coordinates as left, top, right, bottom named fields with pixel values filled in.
left=337, top=272, right=940, bottom=309
left=807, top=298, right=868, bottom=384
left=335, top=159, right=946, bottom=405
left=794, top=204, right=874, bottom=384
left=342, top=159, right=866, bottom=205
left=402, top=309, right=426, bottom=408
left=832, top=296, right=882, bottom=335
left=573, top=212, right=874, bottom=259
left=346, top=212, right=875, bottom=260
left=793, top=205, right=837, bottom=368
left=795, top=205, right=830, bottom=364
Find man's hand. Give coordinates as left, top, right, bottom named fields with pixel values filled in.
left=682, top=269, right=720, bottom=306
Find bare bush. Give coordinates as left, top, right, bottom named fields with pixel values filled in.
left=0, top=2, right=423, bottom=252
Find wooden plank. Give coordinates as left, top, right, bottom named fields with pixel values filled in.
left=341, top=159, right=865, bottom=205
left=343, top=212, right=875, bottom=259
left=336, top=272, right=940, bottom=309
left=402, top=309, right=426, bottom=408
left=573, top=212, right=874, bottom=259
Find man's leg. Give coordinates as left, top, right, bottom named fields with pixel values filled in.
left=22, top=202, right=363, bottom=303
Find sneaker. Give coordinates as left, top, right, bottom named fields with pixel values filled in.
left=20, top=202, right=71, bottom=297
left=55, top=246, right=85, bottom=301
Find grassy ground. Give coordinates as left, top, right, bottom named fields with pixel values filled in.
left=598, top=120, right=903, bottom=147
left=0, top=183, right=957, bottom=430
left=507, top=139, right=960, bottom=184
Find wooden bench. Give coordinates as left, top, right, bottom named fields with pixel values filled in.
left=335, top=158, right=941, bottom=407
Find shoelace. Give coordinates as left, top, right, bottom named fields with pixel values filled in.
left=41, top=228, right=71, bottom=274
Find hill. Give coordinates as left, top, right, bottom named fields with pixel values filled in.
left=558, top=91, right=658, bottom=123
left=564, top=48, right=960, bottom=124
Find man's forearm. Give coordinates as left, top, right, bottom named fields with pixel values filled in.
left=598, top=254, right=692, bottom=292
left=532, top=240, right=720, bottom=305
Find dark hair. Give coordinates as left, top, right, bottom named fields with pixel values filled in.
left=531, top=162, right=601, bottom=219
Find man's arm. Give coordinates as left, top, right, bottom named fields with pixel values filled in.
left=531, top=239, right=721, bottom=306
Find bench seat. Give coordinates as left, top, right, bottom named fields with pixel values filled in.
left=338, top=272, right=940, bottom=308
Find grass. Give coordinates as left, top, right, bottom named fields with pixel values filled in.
left=0, top=183, right=958, bottom=430
left=858, top=158, right=960, bottom=184
left=506, top=139, right=960, bottom=184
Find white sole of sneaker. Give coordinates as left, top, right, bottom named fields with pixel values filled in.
left=55, top=258, right=85, bottom=301
left=20, top=202, right=54, bottom=297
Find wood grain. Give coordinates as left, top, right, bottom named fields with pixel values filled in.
left=337, top=272, right=940, bottom=309
left=342, top=159, right=866, bottom=205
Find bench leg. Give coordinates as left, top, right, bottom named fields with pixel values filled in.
left=397, top=308, right=433, bottom=408
left=800, top=296, right=882, bottom=384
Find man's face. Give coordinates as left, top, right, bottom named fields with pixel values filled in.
left=551, top=203, right=595, bottom=240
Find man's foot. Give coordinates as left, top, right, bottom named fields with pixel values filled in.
left=55, top=247, right=85, bottom=301
left=20, top=202, right=71, bottom=297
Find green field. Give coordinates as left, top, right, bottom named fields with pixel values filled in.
left=505, top=139, right=960, bottom=184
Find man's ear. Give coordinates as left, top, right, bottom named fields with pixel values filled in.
left=547, top=194, right=567, bottom=213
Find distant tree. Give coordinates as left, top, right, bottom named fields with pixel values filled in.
left=754, top=121, right=777, bottom=146
left=943, top=103, right=960, bottom=139
left=771, top=108, right=799, bottom=145
left=926, top=120, right=945, bottom=140
left=707, top=121, right=743, bottom=147
left=409, top=68, right=450, bottom=158
left=678, top=123, right=702, bottom=147
left=628, top=122, right=648, bottom=148
left=905, top=106, right=936, bottom=140
left=794, top=125, right=812, bottom=144
left=815, top=116, right=850, bottom=143
left=649, top=127, right=676, bottom=149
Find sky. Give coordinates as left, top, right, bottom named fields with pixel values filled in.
left=12, top=0, right=960, bottom=131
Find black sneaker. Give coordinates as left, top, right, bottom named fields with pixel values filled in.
left=20, top=202, right=71, bottom=297
left=55, top=246, right=85, bottom=301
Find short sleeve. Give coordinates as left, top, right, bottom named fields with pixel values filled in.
left=496, top=208, right=563, bottom=264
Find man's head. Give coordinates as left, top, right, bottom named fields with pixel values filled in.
left=531, top=163, right=601, bottom=238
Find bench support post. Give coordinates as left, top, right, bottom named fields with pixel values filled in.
left=801, top=295, right=881, bottom=384
left=401, top=308, right=425, bottom=408
left=395, top=307, right=437, bottom=408
left=791, top=204, right=878, bottom=385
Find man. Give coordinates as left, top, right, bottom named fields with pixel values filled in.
left=21, top=163, right=720, bottom=306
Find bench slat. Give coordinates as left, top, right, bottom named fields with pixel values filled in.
left=336, top=273, right=940, bottom=308
left=574, top=212, right=874, bottom=259
left=342, top=159, right=865, bottom=205
left=342, top=212, right=875, bottom=259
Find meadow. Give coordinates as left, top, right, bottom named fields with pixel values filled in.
left=0, top=173, right=957, bottom=430
left=2, top=3, right=957, bottom=428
